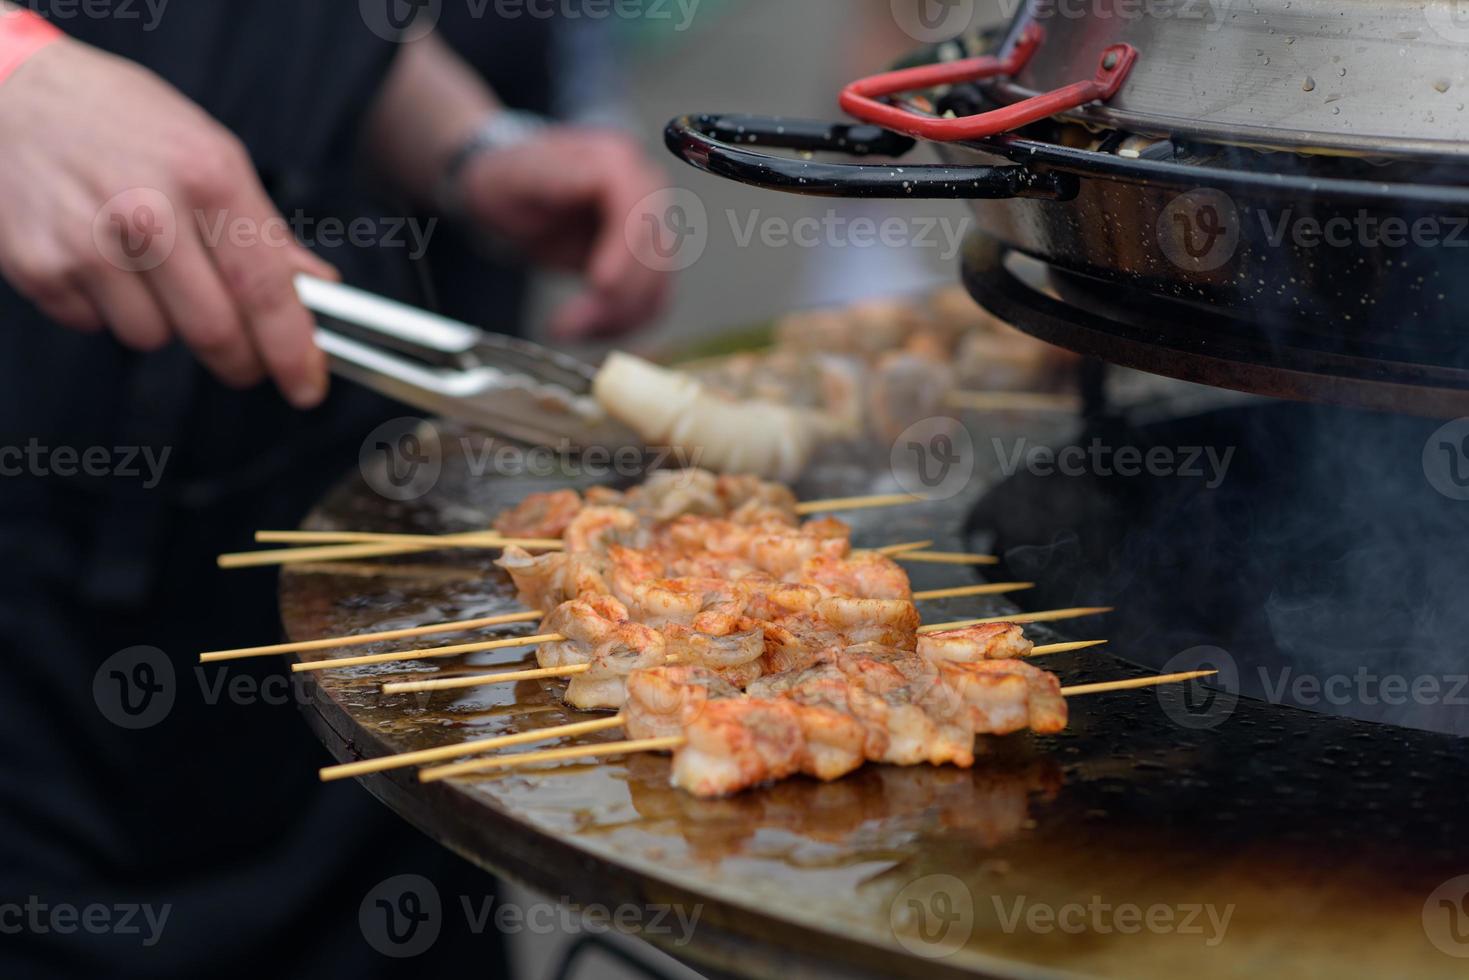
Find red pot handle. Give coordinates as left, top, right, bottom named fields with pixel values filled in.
left=840, top=24, right=1137, bottom=142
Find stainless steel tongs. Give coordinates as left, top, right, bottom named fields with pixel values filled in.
left=296, top=275, right=638, bottom=450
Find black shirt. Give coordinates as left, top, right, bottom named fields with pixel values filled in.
left=0, top=5, right=511, bottom=976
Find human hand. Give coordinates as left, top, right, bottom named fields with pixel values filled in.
left=0, top=38, right=336, bottom=407
left=458, top=127, right=672, bottom=340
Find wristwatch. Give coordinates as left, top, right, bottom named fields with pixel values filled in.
left=436, top=109, right=549, bottom=217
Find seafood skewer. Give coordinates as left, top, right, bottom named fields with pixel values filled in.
left=417, top=667, right=1220, bottom=797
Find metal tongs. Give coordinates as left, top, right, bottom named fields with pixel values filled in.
left=296, top=275, right=638, bottom=451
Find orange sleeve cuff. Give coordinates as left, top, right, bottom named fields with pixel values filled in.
left=0, top=9, right=62, bottom=87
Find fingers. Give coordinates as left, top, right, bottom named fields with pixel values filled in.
left=79, top=266, right=170, bottom=352
left=142, top=230, right=264, bottom=389
left=205, top=179, right=329, bottom=409
left=27, top=278, right=104, bottom=334
left=551, top=151, right=671, bottom=340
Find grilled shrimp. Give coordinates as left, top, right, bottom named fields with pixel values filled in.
left=495, top=546, right=609, bottom=611
left=815, top=597, right=920, bottom=648
left=564, top=505, right=642, bottom=553
left=623, top=665, right=739, bottom=740
left=537, top=595, right=629, bottom=669
left=917, top=623, right=1033, bottom=664
left=492, top=489, right=582, bottom=539
left=794, top=552, right=912, bottom=600
left=564, top=623, right=667, bottom=711
left=671, top=699, right=806, bottom=798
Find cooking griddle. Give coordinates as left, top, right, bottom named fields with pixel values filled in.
left=282, top=431, right=1469, bottom=979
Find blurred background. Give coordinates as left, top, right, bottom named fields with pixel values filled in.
left=502, top=0, right=994, bottom=352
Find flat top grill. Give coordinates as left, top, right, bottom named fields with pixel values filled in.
left=286, top=430, right=1469, bottom=980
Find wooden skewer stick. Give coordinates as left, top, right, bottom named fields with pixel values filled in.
left=872, top=540, right=934, bottom=556
left=1027, top=640, right=1107, bottom=657
left=1061, top=669, right=1217, bottom=697
left=383, top=664, right=584, bottom=693
left=792, top=493, right=924, bottom=516
left=380, top=639, right=1106, bottom=696
left=219, top=536, right=561, bottom=569
left=912, top=583, right=1033, bottom=601
left=199, top=610, right=545, bottom=663
left=897, top=551, right=1000, bottom=566
left=420, top=737, right=685, bottom=782
left=255, top=530, right=539, bottom=548
left=919, top=607, right=1114, bottom=634
left=290, top=632, right=563, bottom=673
left=260, top=603, right=1108, bottom=669
left=318, top=716, right=625, bottom=782
left=419, top=671, right=1220, bottom=781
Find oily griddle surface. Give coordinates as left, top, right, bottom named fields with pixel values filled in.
left=281, top=429, right=1469, bottom=980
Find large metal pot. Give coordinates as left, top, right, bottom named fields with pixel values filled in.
left=664, top=3, right=1469, bottom=414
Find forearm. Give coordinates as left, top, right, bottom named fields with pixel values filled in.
left=364, top=32, right=502, bottom=206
